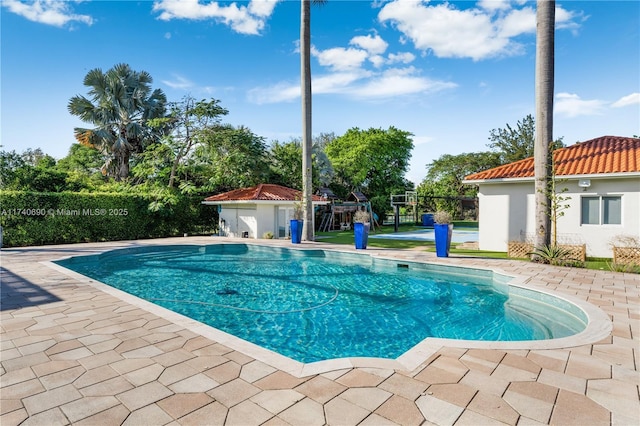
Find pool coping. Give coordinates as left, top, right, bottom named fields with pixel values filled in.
left=42, top=239, right=613, bottom=378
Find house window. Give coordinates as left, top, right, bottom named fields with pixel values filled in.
left=581, top=196, right=621, bottom=225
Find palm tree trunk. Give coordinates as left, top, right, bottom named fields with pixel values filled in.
left=301, top=0, right=314, bottom=241
left=533, top=0, right=555, bottom=254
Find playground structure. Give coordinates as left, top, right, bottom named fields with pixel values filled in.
left=390, top=191, right=478, bottom=232
left=317, top=191, right=378, bottom=232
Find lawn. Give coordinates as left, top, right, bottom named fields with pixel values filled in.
left=317, top=223, right=626, bottom=270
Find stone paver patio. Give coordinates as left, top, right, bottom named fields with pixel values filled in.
left=1, top=237, right=638, bottom=425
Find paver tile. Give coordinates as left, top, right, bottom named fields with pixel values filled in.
left=207, top=378, right=261, bottom=408
left=123, top=363, right=164, bottom=386
left=379, top=373, right=428, bottom=400
left=565, top=352, right=612, bottom=379
left=158, top=363, right=199, bottom=386
left=0, top=366, right=36, bottom=387
left=22, top=384, right=82, bottom=416
left=340, top=387, right=392, bottom=411
left=250, top=389, right=305, bottom=414
left=204, top=361, right=241, bottom=384
left=459, top=369, right=509, bottom=396
left=294, top=374, right=346, bottom=403
left=324, top=396, right=370, bottom=425
left=116, top=381, right=173, bottom=411
left=109, top=358, right=155, bottom=375
left=503, top=388, right=553, bottom=424
left=375, top=395, right=424, bottom=426
left=39, top=365, right=85, bottom=389
left=427, top=383, right=477, bottom=408
left=0, top=408, right=29, bottom=426
left=79, top=376, right=135, bottom=397
left=153, top=349, right=196, bottom=367
left=416, top=394, right=464, bottom=426
left=336, top=369, right=386, bottom=387
left=550, top=390, right=611, bottom=425
left=455, top=409, right=512, bottom=425
left=467, top=391, right=519, bottom=425
left=279, top=397, right=325, bottom=426
left=168, top=372, right=220, bottom=393
left=359, top=412, right=400, bottom=425
left=587, top=378, right=640, bottom=420
left=1, top=378, right=46, bottom=400
left=156, top=392, right=214, bottom=419
left=19, top=407, right=69, bottom=426
left=537, top=368, right=586, bottom=394
left=240, top=360, right=277, bottom=383
left=177, top=401, right=228, bottom=426
left=225, top=400, right=273, bottom=426
left=60, top=396, right=120, bottom=423
left=254, top=370, right=309, bottom=390
left=122, top=403, right=173, bottom=426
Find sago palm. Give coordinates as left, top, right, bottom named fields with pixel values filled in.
left=68, top=63, right=167, bottom=181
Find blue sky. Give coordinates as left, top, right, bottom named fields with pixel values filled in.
left=2, top=0, right=639, bottom=184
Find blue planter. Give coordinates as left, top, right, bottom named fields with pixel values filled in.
left=290, top=219, right=303, bottom=244
left=354, top=222, right=369, bottom=249
left=434, top=223, right=452, bottom=257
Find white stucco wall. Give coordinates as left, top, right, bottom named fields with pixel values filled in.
left=477, top=176, right=640, bottom=258
left=219, top=204, right=258, bottom=238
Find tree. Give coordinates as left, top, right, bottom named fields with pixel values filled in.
left=159, top=96, right=228, bottom=188
left=534, top=1, right=555, bottom=253
left=488, top=114, right=564, bottom=164
left=326, top=127, right=414, bottom=199
left=418, top=151, right=502, bottom=215
left=68, top=63, right=167, bottom=181
left=196, top=125, right=269, bottom=192
left=300, top=0, right=327, bottom=241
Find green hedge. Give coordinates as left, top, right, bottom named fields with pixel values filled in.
left=0, top=191, right=217, bottom=247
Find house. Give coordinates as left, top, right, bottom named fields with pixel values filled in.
left=202, top=184, right=330, bottom=239
left=463, top=136, right=640, bottom=258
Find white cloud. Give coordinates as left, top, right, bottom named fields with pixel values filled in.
left=312, top=46, right=369, bottom=71
left=387, top=52, right=415, bottom=64
left=611, top=93, right=640, bottom=108
left=2, top=0, right=93, bottom=27
left=247, top=67, right=455, bottom=104
left=378, top=1, right=515, bottom=61
left=555, top=93, right=607, bottom=118
left=350, top=34, right=388, bottom=55
left=152, top=0, right=280, bottom=35
left=378, top=0, right=582, bottom=61
left=162, top=75, right=194, bottom=90
left=412, top=135, right=435, bottom=146
left=348, top=67, right=457, bottom=99
left=478, top=0, right=512, bottom=13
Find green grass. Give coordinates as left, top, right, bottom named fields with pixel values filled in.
left=316, top=223, right=634, bottom=272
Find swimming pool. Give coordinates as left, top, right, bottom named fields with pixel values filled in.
left=55, top=244, right=588, bottom=364
left=371, top=228, right=479, bottom=243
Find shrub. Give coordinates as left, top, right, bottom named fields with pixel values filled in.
left=0, top=191, right=217, bottom=247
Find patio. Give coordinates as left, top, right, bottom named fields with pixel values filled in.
left=1, top=237, right=638, bottom=425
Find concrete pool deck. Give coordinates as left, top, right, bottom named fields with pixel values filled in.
left=1, top=237, right=638, bottom=425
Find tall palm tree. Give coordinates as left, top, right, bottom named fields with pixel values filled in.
left=300, top=0, right=326, bottom=241
left=533, top=0, right=555, bottom=254
left=68, top=63, right=167, bottom=181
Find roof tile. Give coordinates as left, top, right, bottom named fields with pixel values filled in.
left=204, top=184, right=325, bottom=202
left=465, top=136, right=640, bottom=181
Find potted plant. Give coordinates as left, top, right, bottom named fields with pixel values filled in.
left=434, top=210, right=453, bottom=257
left=291, top=199, right=304, bottom=244
left=353, top=209, right=370, bottom=249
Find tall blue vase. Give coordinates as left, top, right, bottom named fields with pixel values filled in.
left=434, top=224, right=452, bottom=257
left=290, top=219, right=303, bottom=244
left=354, top=222, right=369, bottom=249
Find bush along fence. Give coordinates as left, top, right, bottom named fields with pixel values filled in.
left=0, top=191, right=218, bottom=247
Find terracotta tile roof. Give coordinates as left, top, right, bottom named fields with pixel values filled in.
left=464, top=136, right=640, bottom=181
left=204, top=184, right=326, bottom=202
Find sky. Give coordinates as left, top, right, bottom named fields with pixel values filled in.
left=1, top=0, right=639, bottom=185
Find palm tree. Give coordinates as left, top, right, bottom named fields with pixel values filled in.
left=300, top=0, right=326, bottom=241
left=533, top=1, right=555, bottom=254
left=68, top=63, right=167, bottom=181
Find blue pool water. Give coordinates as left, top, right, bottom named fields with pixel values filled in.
left=55, top=244, right=587, bottom=363
left=371, top=228, right=479, bottom=243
